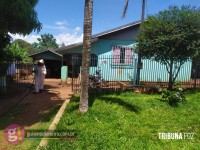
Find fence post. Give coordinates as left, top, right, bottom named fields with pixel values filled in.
left=194, top=59, right=197, bottom=89
left=71, top=65, right=74, bottom=93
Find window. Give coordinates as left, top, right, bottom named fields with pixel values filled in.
left=90, top=54, right=98, bottom=67
left=71, top=54, right=82, bottom=66
left=120, top=47, right=125, bottom=63
left=112, top=46, right=133, bottom=65
left=68, top=54, right=98, bottom=67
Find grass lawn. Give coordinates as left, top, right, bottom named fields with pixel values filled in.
left=0, top=103, right=62, bottom=150
left=44, top=91, right=200, bottom=150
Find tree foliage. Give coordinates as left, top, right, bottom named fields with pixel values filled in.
left=32, top=33, right=59, bottom=51
left=13, top=39, right=35, bottom=53
left=3, top=43, right=31, bottom=62
left=137, top=5, right=200, bottom=89
left=60, top=42, right=65, bottom=47
left=0, top=0, right=42, bottom=52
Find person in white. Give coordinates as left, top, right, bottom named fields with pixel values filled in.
left=33, top=59, right=46, bottom=94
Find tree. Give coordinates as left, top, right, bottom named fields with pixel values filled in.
left=60, top=42, right=65, bottom=47
left=3, top=43, right=31, bottom=62
left=79, top=0, right=94, bottom=113
left=136, top=6, right=200, bottom=89
left=13, top=39, right=35, bottom=53
left=32, top=33, right=59, bottom=51
left=0, top=0, right=42, bottom=53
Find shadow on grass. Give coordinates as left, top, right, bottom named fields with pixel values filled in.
left=155, top=97, right=188, bottom=107
left=67, top=95, right=99, bottom=112
left=98, top=96, right=141, bottom=114
left=67, top=95, right=141, bottom=114
left=66, top=96, right=79, bottom=112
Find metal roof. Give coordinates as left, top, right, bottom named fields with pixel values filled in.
left=28, top=48, right=63, bottom=57
left=92, top=21, right=141, bottom=38
left=55, top=38, right=98, bottom=53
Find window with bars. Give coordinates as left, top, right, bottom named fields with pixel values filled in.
left=112, top=46, right=134, bottom=65
left=69, top=54, right=98, bottom=67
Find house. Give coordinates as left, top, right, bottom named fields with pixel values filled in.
left=28, top=21, right=192, bottom=84
left=28, top=48, right=63, bottom=78
left=55, top=21, right=141, bottom=81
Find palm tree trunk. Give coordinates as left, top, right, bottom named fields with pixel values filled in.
left=121, top=0, right=129, bottom=18
left=79, top=0, right=93, bottom=113
left=122, top=0, right=146, bottom=86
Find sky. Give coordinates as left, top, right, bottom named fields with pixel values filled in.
left=10, top=0, right=200, bottom=46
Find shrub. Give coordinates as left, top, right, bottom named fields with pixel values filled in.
left=161, top=82, right=186, bottom=106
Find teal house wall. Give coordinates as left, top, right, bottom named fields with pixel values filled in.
left=59, top=39, right=137, bottom=81
left=89, top=39, right=137, bottom=81
left=58, top=38, right=192, bottom=82
left=140, top=59, right=192, bottom=82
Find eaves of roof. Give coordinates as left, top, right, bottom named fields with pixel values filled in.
left=55, top=38, right=98, bottom=53
left=28, top=48, right=62, bottom=57
left=92, top=20, right=141, bottom=38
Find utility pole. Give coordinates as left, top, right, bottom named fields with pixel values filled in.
left=135, top=0, right=145, bottom=86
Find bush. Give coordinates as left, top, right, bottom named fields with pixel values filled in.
left=161, top=82, right=186, bottom=106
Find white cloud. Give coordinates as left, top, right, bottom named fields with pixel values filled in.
left=9, top=33, right=40, bottom=43
left=9, top=33, right=83, bottom=46
left=75, top=26, right=81, bottom=32
left=44, top=25, right=67, bottom=31
left=55, top=21, right=68, bottom=26
left=9, top=20, right=83, bottom=46
left=55, top=33, right=83, bottom=46
left=42, top=21, right=69, bottom=32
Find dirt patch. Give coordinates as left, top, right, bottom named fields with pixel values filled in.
left=0, top=78, right=73, bottom=128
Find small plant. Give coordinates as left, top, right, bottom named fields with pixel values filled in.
left=161, top=82, right=186, bottom=106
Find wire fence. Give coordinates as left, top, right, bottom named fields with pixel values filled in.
left=139, top=59, right=200, bottom=88
left=1, top=56, right=200, bottom=96
left=71, top=55, right=200, bottom=94
left=71, top=54, right=136, bottom=94
left=0, top=61, right=33, bottom=97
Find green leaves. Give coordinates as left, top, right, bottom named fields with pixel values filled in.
left=161, top=83, right=186, bottom=107
left=137, top=5, right=200, bottom=88
left=0, top=0, right=42, bottom=55
left=32, top=33, right=59, bottom=51
left=0, top=0, right=42, bottom=34
left=137, top=5, right=200, bottom=62
left=3, top=43, right=31, bottom=62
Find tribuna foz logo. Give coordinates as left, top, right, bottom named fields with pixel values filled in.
left=158, top=133, right=194, bottom=140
